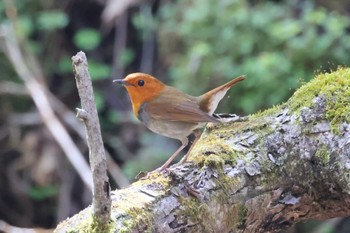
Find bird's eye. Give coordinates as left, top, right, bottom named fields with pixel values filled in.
left=138, top=80, right=145, bottom=87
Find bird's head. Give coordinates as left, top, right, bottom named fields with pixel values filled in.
left=114, top=73, right=165, bottom=116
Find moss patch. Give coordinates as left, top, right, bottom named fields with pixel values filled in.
left=70, top=213, right=114, bottom=233
left=288, top=67, right=350, bottom=129
left=192, top=117, right=273, bottom=167
left=237, top=204, right=248, bottom=228
left=118, top=207, right=153, bottom=233
left=179, top=196, right=211, bottom=221
left=250, top=67, right=350, bottom=131
left=315, top=145, right=330, bottom=166
left=133, top=172, right=171, bottom=188
left=250, top=103, right=286, bottom=119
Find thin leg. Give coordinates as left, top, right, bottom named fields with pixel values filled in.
left=179, top=129, right=201, bottom=164
left=158, top=138, right=188, bottom=171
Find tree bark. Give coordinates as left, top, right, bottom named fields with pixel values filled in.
left=72, top=52, right=111, bottom=224
left=55, top=68, right=350, bottom=233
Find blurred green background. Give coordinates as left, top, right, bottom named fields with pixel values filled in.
left=0, top=0, right=349, bottom=232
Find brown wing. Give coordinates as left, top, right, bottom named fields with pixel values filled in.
left=145, top=86, right=218, bottom=123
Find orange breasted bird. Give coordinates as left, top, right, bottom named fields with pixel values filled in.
left=113, top=73, right=245, bottom=171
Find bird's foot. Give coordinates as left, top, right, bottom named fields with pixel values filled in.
left=213, top=113, right=249, bottom=123
left=135, top=166, right=169, bottom=180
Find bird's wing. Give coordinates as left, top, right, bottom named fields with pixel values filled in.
left=145, top=87, right=218, bottom=123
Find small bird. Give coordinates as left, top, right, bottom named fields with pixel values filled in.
left=114, top=73, right=245, bottom=171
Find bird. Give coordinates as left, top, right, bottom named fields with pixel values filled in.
left=113, top=73, right=245, bottom=171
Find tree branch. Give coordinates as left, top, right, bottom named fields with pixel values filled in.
left=55, top=68, right=350, bottom=233
left=71, top=51, right=111, bottom=224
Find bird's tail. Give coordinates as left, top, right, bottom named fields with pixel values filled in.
left=199, top=75, right=245, bottom=115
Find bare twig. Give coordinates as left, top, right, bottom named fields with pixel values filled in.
left=72, top=51, right=111, bottom=223
left=0, top=23, right=93, bottom=191
left=0, top=81, right=28, bottom=95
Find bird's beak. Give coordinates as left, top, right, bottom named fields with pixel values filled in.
left=113, top=79, right=134, bottom=86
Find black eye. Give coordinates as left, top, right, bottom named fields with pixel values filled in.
left=138, top=80, right=145, bottom=86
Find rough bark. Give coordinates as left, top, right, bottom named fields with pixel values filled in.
left=55, top=68, right=350, bottom=233
left=72, top=52, right=111, bottom=224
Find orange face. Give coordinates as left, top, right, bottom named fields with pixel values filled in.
left=115, top=73, right=165, bottom=117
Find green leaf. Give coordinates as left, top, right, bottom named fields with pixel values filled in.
left=28, top=185, right=58, bottom=200
left=58, top=56, right=73, bottom=74
left=73, top=28, right=101, bottom=51
left=16, top=15, right=34, bottom=38
left=37, top=10, right=68, bottom=30
left=119, top=49, right=135, bottom=68
left=88, top=60, right=111, bottom=80
left=94, top=90, right=104, bottom=111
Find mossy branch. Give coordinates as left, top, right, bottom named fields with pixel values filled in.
left=55, top=68, right=350, bottom=233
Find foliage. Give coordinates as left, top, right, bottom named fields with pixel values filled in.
left=158, top=0, right=350, bottom=114
left=73, top=28, right=101, bottom=51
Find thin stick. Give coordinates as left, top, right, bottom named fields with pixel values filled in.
left=72, top=51, right=111, bottom=223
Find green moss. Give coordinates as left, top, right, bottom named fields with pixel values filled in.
left=315, top=145, right=330, bottom=166
left=218, top=199, right=248, bottom=230
left=250, top=67, right=350, bottom=132
left=288, top=67, right=350, bottom=130
left=260, top=167, right=279, bottom=188
left=250, top=103, right=286, bottom=119
left=179, top=196, right=209, bottom=220
left=72, top=213, right=114, bottom=233
left=237, top=204, right=248, bottom=228
left=192, top=118, right=273, bottom=167
left=190, top=137, right=232, bottom=168
left=120, top=207, right=153, bottom=233
left=133, top=172, right=171, bottom=188
left=89, top=216, right=114, bottom=233
left=202, top=154, right=225, bottom=168
left=212, top=175, right=247, bottom=230
left=66, top=230, right=78, bottom=233
left=110, top=187, right=158, bottom=233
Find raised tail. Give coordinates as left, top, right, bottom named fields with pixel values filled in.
left=199, top=75, right=245, bottom=114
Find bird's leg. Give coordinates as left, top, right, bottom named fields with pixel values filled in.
left=179, top=129, right=201, bottom=164
left=158, top=138, right=189, bottom=171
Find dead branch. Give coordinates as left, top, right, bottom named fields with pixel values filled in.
left=72, top=51, right=111, bottom=224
